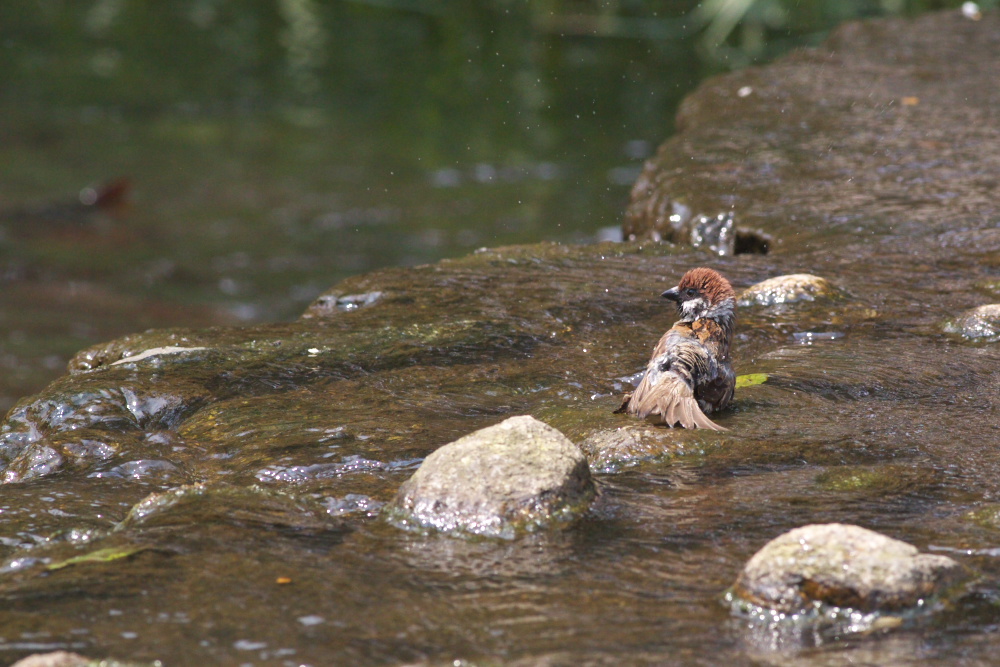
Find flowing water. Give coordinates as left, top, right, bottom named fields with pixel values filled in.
left=0, top=1, right=710, bottom=415
left=2, top=5, right=1000, bottom=667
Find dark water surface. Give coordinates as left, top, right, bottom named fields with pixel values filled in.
left=0, top=1, right=713, bottom=414
left=2, top=4, right=1000, bottom=667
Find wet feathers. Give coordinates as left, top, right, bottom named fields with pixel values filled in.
left=617, top=267, right=736, bottom=431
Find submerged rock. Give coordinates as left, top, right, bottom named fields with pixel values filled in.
left=579, top=425, right=711, bottom=472
left=964, top=504, right=1000, bottom=530
left=117, top=483, right=345, bottom=535
left=976, top=280, right=1000, bottom=299
left=732, top=523, right=962, bottom=614
left=814, top=464, right=939, bottom=495
left=385, top=416, right=595, bottom=538
left=580, top=427, right=663, bottom=472
left=942, top=304, right=1000, bottom=342
left=738, top=274, right=843, bottom=307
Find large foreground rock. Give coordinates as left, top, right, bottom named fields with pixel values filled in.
left=732, top=524, right=962, bottom=613
left=386, top=416, right=595, bottom=538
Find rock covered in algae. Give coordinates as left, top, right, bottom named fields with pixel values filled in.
left=942, top=304, right=1000, bottom=342
left=738, top=274, right=842, bottom=307
left=732, top=524, right=961, bottom=613
left=386, top=415, right=595, bottom=538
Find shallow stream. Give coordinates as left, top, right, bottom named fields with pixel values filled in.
left=3, top=5, right=1000, bottom=667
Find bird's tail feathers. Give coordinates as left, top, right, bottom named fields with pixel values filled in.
left=654, top=394, right=727, bottom=431
left=629, top=374, right=728, bottom=431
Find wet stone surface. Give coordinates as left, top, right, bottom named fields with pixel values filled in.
left=732, top=524, right=963, bottom=614
left=11, top=653, right=89, bottom=667
left=625, top=10, right=1000, bottom=264
left=386, top=416, right=595, bottom=538
left=10, top=653, right=153, bottom=667
left=738, top=274, right=843, bottom=308
left=942, top=304, right=1000, bottom=342
left=2, top=8, right=1000, bottom=666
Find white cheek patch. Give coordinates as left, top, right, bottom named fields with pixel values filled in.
left=681, top=297, right=706, bottom=320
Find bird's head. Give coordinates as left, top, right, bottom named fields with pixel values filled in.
left=662, top=267, right=736, bottom=322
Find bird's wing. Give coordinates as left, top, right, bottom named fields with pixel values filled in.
left=626, top=334, right=727, bottom=431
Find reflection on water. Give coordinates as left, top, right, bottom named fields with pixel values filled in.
left=0, top=2, right=710, bottom=411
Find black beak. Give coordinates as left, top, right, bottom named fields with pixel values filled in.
left=661, top=286, right=681, bottom=302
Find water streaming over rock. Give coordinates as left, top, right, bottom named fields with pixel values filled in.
left=3, top=8, right=1000, bottom=666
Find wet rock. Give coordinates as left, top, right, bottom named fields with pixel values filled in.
left=2, top=444, right=64, bottom=483
left=689, top=212, right=735, bottom=256
left=580, top=427, right=659, bottom=472
left=0, top=372, right=212, bottom=482
left=302, top=290, right=383, bottom=318
left=579, top=426, right=706, bottom=472
left=68, top=329, right=218, bottom=372
left=385, top=416, right=595, bottom=538
left=623, top=9, right=1000, bottom=275
left=109, top=345, right=209, bottom=366
left=690, top=213, right=772, bottom=257
left=322, top=493, right=383, bottom=517
left=0, top=269, right=564, bottom=484
left=738, top=274, right=843, bottom=307
left=90, top=458, right=186, bottom=482
left=10, top=654, right=153, bottom=667
left=942, top=304, right=1000, bottom=342
left=10, top=653, right=90, bottom=667
left=732, top=524, right=962, bottom=614
left=621, top=200, right=770, bottom=256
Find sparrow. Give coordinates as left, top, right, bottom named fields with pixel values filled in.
left=615, top=267, right=736, bottom=430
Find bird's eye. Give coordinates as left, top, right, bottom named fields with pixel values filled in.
left=685, top=288, right=697, bottom=297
